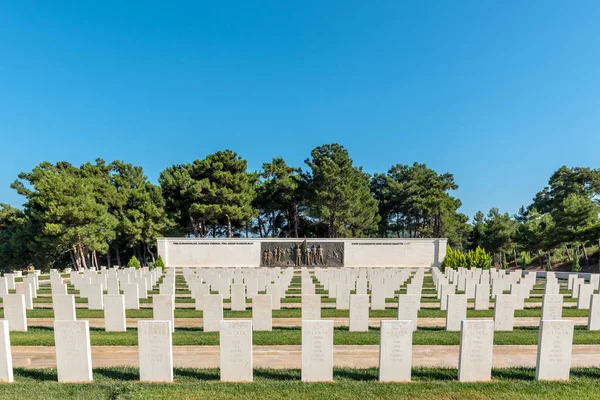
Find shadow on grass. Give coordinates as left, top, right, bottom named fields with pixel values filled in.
left=14, top=368, right=57, bottom=381
left=254, top=368, right=300, bottom=381
left=491, top=367, right=535, bottom=381
left=174, top=368, right=220, bottom=381
left=94, top=367, right=139, bottom=381
left=334, top=368, right=377, bottom=381
left=412, top=367, right=456, bottom=381
left=570, top=368, right=600, bottom=379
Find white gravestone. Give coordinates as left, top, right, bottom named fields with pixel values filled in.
left=577, top=284, right=593, bottom=310
left=302, top=295, right=321, bottom=321
left=266, top=284, right=281, bottom=310
left=0, top=321, right=13, bottom=382
left=138, top=320, right=173, bottom=382
left=588, top=294, right=600, bottom=330
left=458, top=320, right=494, bottom=382
left=252, top=294, right=272, bottom=331
left=153, top=295, right=175, bottom=333
left=474, top=284, right=490, bottom=310
left=535, top=320, right=574, bottom=381
left=231, top=284, right=246, bottom=311
left=370, top=283, right=386, bottom=310
left=3, top=275, right=15, bottom=291
left=302, top=320, right=334, bottom=382
left=104, top=295, right=127, bottom=332
left=440, top=284, right=455, bottom=311
left=123, top=283, right=140, bottom=310
left=3, top=294, right=27, bottom=332
left=336, top=284, right=351, bottom=310
left=88, top=283, right=104, bottom=310
left=379, top=320, right=413, bottom=382
left=53, top=294, right=76, bottom=321
left=194, top=283, right=210, bottom=311
left=397, top=294, right=419, bottom=331
left=15, top=283, right=33, bottom=310
left=446, top=294, right=467, bottom=331
left=220, top=320, right=253, bottom=382
left=107, top=278, right=119, bottom=295
left=349, top=294, right=370, bottom=332
left=54, top=320, right=93, bottom=382
left=494, top=294, right=514, bottom=331
left=541, top=294, right=563, bottom=320
left=203, top=294, right=224, bottom=332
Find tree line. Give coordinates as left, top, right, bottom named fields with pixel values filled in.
left=0, top=143, right=598, bottom=271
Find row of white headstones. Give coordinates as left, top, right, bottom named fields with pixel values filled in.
left=0, top=316, right=576, bottom=383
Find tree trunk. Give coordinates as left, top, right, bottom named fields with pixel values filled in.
left=258, top=217, right=263, bottom=238
left=93, top=250, right=99, bottom=269
left=78, top=243, right=88, bottom=269
left=565, top=246, right=571, bottom=262
left=582, top=245, right=590, bottom=268
left=189, top=215, right=199, bottom=238
left=70, top=247, right=80, bottom=270
left=547, top=250, right=552, bottom=270
left=142, top=244, right=147, bottom=267
left=115, top=243, right=122, bottom=267
left=225, top=214, right=232, bottom=238
left=147, top=244, right=156, bottom=263
left=106, top=246, right=112, bottom=268
left=245, top=221, right=249, bottom=238
left=537, top=249, right=543, bottom=268
left=294, top=204, right=299, bottom=238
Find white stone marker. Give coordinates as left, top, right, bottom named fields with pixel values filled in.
left=302, top=294, right=321, bottom=321
left=0, top=278, right=7, bottom=297
left=153, top=295, right=175, bottom=332
left=541, top=294, right=563, bottom=320
left=203, top=294, right=224, bottom=332
left=589, top=294, right=600, bottom=330
left=458, top=320, right=494, bottom=382
left=194, top=283, right=210, bottom=311
left=370, top=283, right=386, bottom=310
left=220, top=320, right=253, bottom=382
left=104, top=295, right=127, bottom=332
left=379, top=320, right=413, bottom=382
left=577, top=284, right=593, bottom=310
left=266, top=284, right=281, bottom=310
left=440, top=284, right=455, bottom=311
left=349, top=294, right=370, bottom=332
left=53, top=294, right=76, bottom=321
left=231, top=284, right=246, bottom=311
left=397, top=294, right=419, bottom=331
left=535, top=320, right=574, bottom=381
left=302, top=320, right=333, bottom=382
left=138, top=320, right=173, bottom=382
left=123, top=283, right=140, bottom=310
left=474, top=284, right=490, bottom=310
left=4, top=274, right=15, bottom=291
left=336, top=284, right=350, bottom=310
left=446, top=294, right=467, bottom=331
left=54, top=320, right=92, bottom=382
left=15, top=283, right=33, bottom=310
left=3, top=294, right=27, bottom=332
left=494, top=294, right=515, bottom=331
left=88, top=283, right=104, bottom=310
left=107, top=278, right=119, bottom=295
left=0, top=321, right=13, bottom=382
left=252, top=294, right=272, bottom=331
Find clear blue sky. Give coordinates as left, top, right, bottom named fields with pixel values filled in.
left=1, top=1, right=599, bottom=219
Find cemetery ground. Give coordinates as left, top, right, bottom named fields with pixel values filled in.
left=1, top=268, right=600, bottom=398
left=1, top=366, right=600, bottom=399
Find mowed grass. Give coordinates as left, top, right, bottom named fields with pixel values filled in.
left=4, top=306, right=592, bottom=320
left=1, top=367, right=600, bottom=399
left=8, top=325, right=600, bottom=346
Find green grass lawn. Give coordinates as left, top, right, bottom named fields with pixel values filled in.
left=3, top=306, right=593, bottom=320
left=8, top=325, right=600, bottom=346
left=1, top=366, right=600, bottom=399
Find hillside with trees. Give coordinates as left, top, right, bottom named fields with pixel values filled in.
left=0, top=144, right=598, bottom=272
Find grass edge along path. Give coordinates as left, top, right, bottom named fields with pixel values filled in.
left=1, top=366, right=600, bottom=400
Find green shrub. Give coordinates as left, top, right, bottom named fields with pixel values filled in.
left=154, top=255, right=165, bottom=272
left=127, top=256, right=141, bottom=269
left=442, top=245, right=468, bottom=270
left=501, top=252, right=507, bottom=270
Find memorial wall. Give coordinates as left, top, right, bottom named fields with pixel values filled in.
left=157, top=238, right=447, bottom=268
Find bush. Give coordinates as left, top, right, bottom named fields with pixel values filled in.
left=466, top=246, right=491, bottom=270
left=501, top=252, right=507, bottom=270
left=127, top=256, right=141, bottom=269
left=154, top=255, right=165, bottom=271
left=442, top=245, right=467, bottom=270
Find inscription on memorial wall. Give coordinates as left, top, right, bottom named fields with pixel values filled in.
left=260, top=241, right=344, bottom=267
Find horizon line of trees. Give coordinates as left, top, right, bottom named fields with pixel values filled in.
left=0, top=143, right=599, bottom=272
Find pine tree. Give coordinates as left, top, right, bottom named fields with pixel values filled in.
left=127, top=255, right=141, bottom=269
